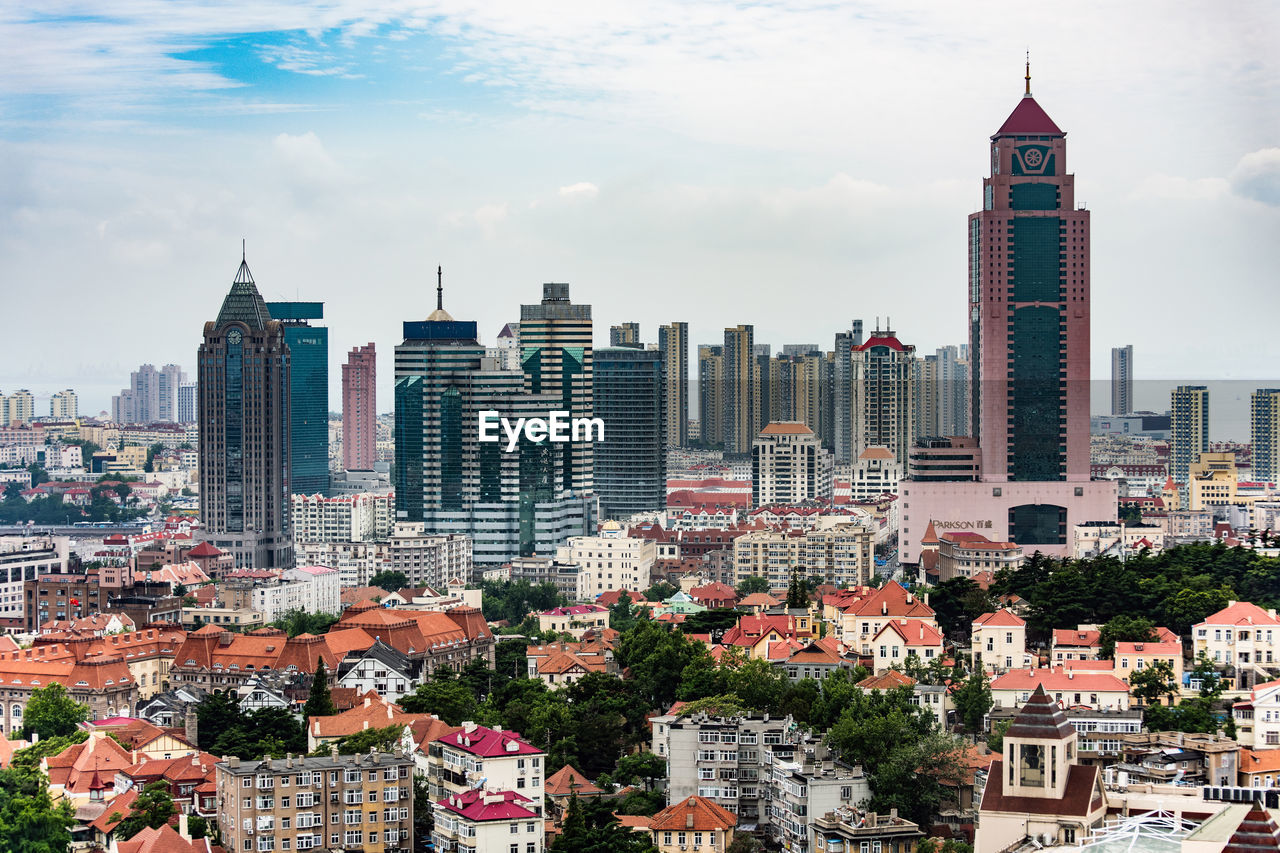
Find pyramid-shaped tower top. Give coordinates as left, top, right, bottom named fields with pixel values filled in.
left=1006, top=684, right=1075, bottom=740
left=994, top=59, right=1063, bottom=137
left=216, top=244, right=272, bottom=330
left=1224, top=804, right=1280, bottom=851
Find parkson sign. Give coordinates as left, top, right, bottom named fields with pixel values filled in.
left=478, top=411, right=605, bottom=452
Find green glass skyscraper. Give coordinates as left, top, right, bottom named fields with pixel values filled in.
left=266, top=301, right=330, bottom=496
left=594, top=347, right=665, bottom=520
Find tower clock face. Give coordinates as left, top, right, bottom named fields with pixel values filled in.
left=227, top=329, right=242, bottom=345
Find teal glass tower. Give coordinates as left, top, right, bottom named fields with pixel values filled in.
left=266, top=301, right=330, bottom=496
left=594, top=347, right=665, bottom=519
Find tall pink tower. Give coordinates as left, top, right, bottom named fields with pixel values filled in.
left=968, top=60, right=1090, bottom=484
left=342, top=343, right=377, bottom=470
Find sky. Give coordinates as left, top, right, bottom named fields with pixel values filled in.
left=1, top=1, right=1278, bottom=419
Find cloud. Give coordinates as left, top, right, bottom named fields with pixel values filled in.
left=558, top=181, right=598, bottom=200
left=273, top=131, right=340, bottom=183
left=1131, top=173, right=1229, bottom=202
left=1229, top=148, right=1280, bottom=206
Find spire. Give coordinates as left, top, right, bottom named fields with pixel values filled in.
left=218, top=242, right=272, bottom=329
left=437, top=265, right=443, bottom=311
left=1025, top=51, right=1031, bottom=96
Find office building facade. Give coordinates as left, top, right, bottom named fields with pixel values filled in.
left=198, top=256, right=294, bottom=569
left=594, top=347, right=665, bottom=520
left=343, top=343, right=378, bottom=471
left=723, top=325, right=755, bottom=455
left=1253, top=389, right=1280, bottom=484
left=266, top=302, right=329, bottom=497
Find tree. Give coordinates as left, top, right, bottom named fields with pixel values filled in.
left=313, top=724, right=404, bottom=756
left=187, top=815, right=209, bottom=840
left=22, top=683, right=89, bottom=740
left=726, top=835, right=765, bottom=853
left=1097, top=614, right=1157, bottom=659
left=27, top=463, right=49, bottom=488
left=785, top=568, right=809, bottom=609
left=271, top=609, right=340, bottom=637
left=735, top=575, right=770, bottom=597
left=1128, top=659, right=1179, bottom=706
left=114, top=781, right=176, bottom=840
left=303, top=660, right=336, bottom=719
left=986, top=719, right=1012, bottom=753
left=644, top=581, right=678, bottom=601
left=0, top=744, right=75, bottom=853
left=952, top=669, right=993, bottom=734
left=612, top=752, right=667, bottom=791
left=609, top=591, right=640, bottom=632
left=399, top=678, right=479, bottom=725
left=368, top=570, right=409, bottom=593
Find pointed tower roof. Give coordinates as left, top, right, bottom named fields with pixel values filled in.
left=994, top=60, right=1061, bottom=136
left=426, top=264, right=455, bottom=322
left=216, top=248, right=272, bottom=330
left=1224, top=804, right=1280, bottom=852
left=921, top=520, right=940, bottom=547
left=1006, top=684, right=1075, bottom=740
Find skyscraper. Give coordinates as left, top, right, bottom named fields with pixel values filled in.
left=723, top=325, right=755, bottom=455
left=936, top=345, right=970, bottom=437
left=198, top=254, right=292, bottom=569
left=343, top=343, right=377, bottom=470
left=968, top=66, right=1089, bottom=483
left=1, top=390, right=34, bottom=426
left=850, top=326, right=916, bottom=466
left=112, top=364, right=187, bottom=424
left=395, top=274, right=594, bottom=564
left=1253, top=389, right=1280, bottom=484
left=610, top=322, right=640, bottom=348
left=658, top=322, right=689, bottom=448
left=1111, top=346, right=1133, bottom=416
left=266, top=302, right=329, bottom=497
left=594, top=347, right=665, bottom=519
left=520, top=283, right=594, bottom=493
left=177, top=383, right=197, bottom=424
left=1171, top=385, right=1210, bottom=485
left=697, top=345, right=724, bottom=448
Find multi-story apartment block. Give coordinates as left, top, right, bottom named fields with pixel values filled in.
left=972, top=610, right=1031, bottom=675
left=215, top=750, right=414, bottom=853
left=698, top=345, right=725, bottom=449
left=849, top=328, right=916, bottom=467
left=731, top=523, right=874, bottom=590
left=751, top=422, right=832, bottom=507
left=723, top=325, right=756, bottom=455
left=609, top=321, right=640, bottom=347
left=1233, top=679, right=1280, bottom=749
left=425, top=722, right=545, bottom=805
left=566, top=521, right=656, bottom=599
left=2, top=534, right=69, bottom=631
left=1111, top=346, right=1133, bottom=416
left=1194, top=600, right=1280, bottom=688
left=849, top=446, right=902, bottom=501
left=659, top=322, right=689, bottom=449
left=384, top=523, right=474, bottom=589
left=812, top=807, right=923, bottom=853
left=49, top=389, right=78, bottom=420
left=767, top=739, right=871, bottom=853
left=1253, top=389, right=1280, bottom=484
left=1170, top=385, right=1210, bottom=487
left=343, top=343, right=378, bottom=472
left=432, top=789, right=543, bottom=853
left=291, top=493, right=395, bottom=544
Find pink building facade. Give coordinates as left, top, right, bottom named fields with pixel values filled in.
left=342, top=343, right=377, bottom=470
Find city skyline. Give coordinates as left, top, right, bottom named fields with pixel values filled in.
left=2, top=5, right=1278, bottom=416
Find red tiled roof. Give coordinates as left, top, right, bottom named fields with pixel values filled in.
left=436, top=788, right=538, bottom=822
left=857, top=670, right=916, bottom=690
left=973, top=610, right=1026, bottom=628
left=994, top=95, right=1063, bottom=136
left=758, top=422, right=813, bottom=436
left=649, top=795, right=739, bottom=832
left=844, top=581, right=934, bottom=619
left=1199, top=601, right=1280, bottom=628
left=545, top=764, right=603, bottom=798
left=991, top=667, right=1129, bottom=694
left=436, top=723, right=543, bottom=757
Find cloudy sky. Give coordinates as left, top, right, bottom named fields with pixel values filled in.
left=2, top=1, right=1278, bottom=417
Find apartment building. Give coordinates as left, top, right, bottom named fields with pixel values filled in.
left=1194, top=601, right=1280, bottom=688
left=384, top=523, right=474, bottom=590
left=291, top=493, right=394, bottom=543
left=565, top=521, right=656, bottom=600
left=936, top=532, right=1024, bottom=581
left=215, top=750, right=414, bottom=853
left=1233, top=679, right=1280, bottom=749
left=767, top=738, right=871, bottom=853
left=432, top=789, right=544, bottom=853
left=425, top=722, right=545, bottom=806
left=731, top=523, right=874, bottom=590
left=972, top=610, right=1031, bottom=675
left=2, top=534, right=70, bottom=631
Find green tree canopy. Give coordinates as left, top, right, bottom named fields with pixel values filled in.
left=114, top=781, right=176, bottom=841
left=22, top=683, right=89, bottom=740
left=368, top=570, right=409, bottom=593
left=1097, top=614, right=1158, bottom=659
left=735, top=575, right=770, bottom=597
left=399, top=677, right=480, bottom=726
left=303, top=659, right=336, bottom=718
left=952, top=668, right=993, bottom=734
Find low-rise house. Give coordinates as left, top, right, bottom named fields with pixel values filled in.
left=545, top=764, right=603, bottom=823
left=1194, top=600, right=1280, bottom=688
left=116, top=751, right=221, bottom=815
left=722, top=612, right=813, bottom=660
left=525, top=640, right=614, bottom=688
left=972, top=610, right=1030, bottom=675
left=991, top=667, right=1131, bottom=712
left=832, top=581, right=937, bottom=654
left=1240, top=748, right=1280, bottom=788
left=136, top=685, right=207, bottom=729
left=1114, top=637, right=1183, bottom=703
left=1114, top=731, right=1239, bottom=787
left=85, top=717, right=196, bottom=760
left=336, top=638, right=422, bottom=701
left=307, top=692, right=440, bottom=753
left=856, top=671, right=953, bottom=732
left=689, top=582, right=738, bottom=609
left=537, top=604, right=609, bottom=638
left=1050, top=626, right=1102, bottom=662
left=782, top=639, right=852, bottom=683
left=1233, top=678, right=1280, bottom=749
left=432, top=789, right=543, bottom=853
left=937, top=533, right=1024, bottom=581
left=649, top=795, right=738, bottom=853
left=44, top=730, right=134, bottom=804
left=870, top=619, right=945, bottom=672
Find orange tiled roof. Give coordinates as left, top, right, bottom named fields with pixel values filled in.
left=649, top=795, right=739, bottom=832
left=44, top=733, right=134, bottom=794
left=309, top=693, right=432, bottom=740
left=545, top=764, right=603, bottom=798
left=857, top=670, right=916, bottom=690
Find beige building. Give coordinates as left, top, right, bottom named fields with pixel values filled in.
left=1188, top=452, right=1252, bottom=512
left=536, top=604, right=609, bottom=639
left=849, top=446, right=902, bottom=501
left=1234, top=678, right=1280, bottom=749
left=976, top=687, right=1108, bottom=852
left=648, top=795, right=737, bottom=853
left=216, top=750, right=415, bottom=853
left=732, top=522, right=874, bottom=590
left=990, top=667, right=1131, bottom=712
left=1193, top=600, right=1280, bottom=688
left=936, top=530, right=1023, bottom=581
left=1114, top=637, right=1183, bottom=704
left=566, top=521, right=655, bottom=599
left=972, top=610, right=1030, bottom=675
left=751, top=422, right=833, bottom=507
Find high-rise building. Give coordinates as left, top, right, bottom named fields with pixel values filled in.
left=913, top=353, right=939, bottom=440
left=343, top=343, right=377, bottom=471
left=49, top=390, right=77, bottom=420
left=1253, top=389, right=1280, bottom=484
left=266, top=302, right=329, bottom=497
left=112, top=364, right=187, bottom=424
left=493, top=322, right=520, bottom=371
left=723, top=325, right=755, bottom=455
left=850, top=327, right=916, bottom=466
left=936, top=345, right=970, bottom=437
left=520, top=283, right=594, bottom=492
left=610, top=322, right=640, bottom=348
left=1171, top=385, right=1210, bottom=485
left=1111, top=345, right=1133, bottom=416
left=198, top=254, right=293, bottom=569
left=752, top=422, right=832, bottom=508
left=897, top=69, right=1116, bottom=565
left=177, top=382, right=197, bottom=424
left=832, top=320, right=865, bottom=463
left=697, top=345, right=724, bottom=448
left=968, top=69, right=1090, bottom=484
left=658, top=322, right=688, bottom=448
left=395, top=276, right=593, bottom=565
left=594, top=347, right=665, bottom=519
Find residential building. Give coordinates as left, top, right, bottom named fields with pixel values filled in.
left=828, top=581, right=937, bottom=650
left=594, top=347, right=666, bottom=520
left=291, top=492, right=394, bottom=543
left=936, top=344, right=970, bottom=438
left=394, top=276, right=594, bottom=565
left=723, top=325, right=756, bottom=455
left=432, top=789, right=544, bottom=853
left=384, top=523, right=473, bottom=589
left=215, top=750, right=414, bottom=853
left=849, top=326, right=917, bottom=466
left=752, top=422, right=832, bottom=507
left=266, top=301, right=330, bottom=497
left=198, top=254, right=293, bottom=569
left=0, top=645, right=138, bottom=734
left=112, top=364, right=186, bottom=424
left=648, top=795, right=738, bottom=853
left=426, top=721, right=545, bottom=804
left=906, top=436, right=981, bottom=482
left=525, top=640, right=614, bottom=688
left=610, top=321, right=640, bottom=347
left=2, top=534, right=70, bottom=631
left=990, top=667, right=1131, bottom=712
left=850, top=446, right=902, bottom=501
left=1253, top=389, right=1280, bottom=484
left=976, top=686, right=1108, bottom=852
left=537, top=604, right=609, bottom=638
left=973, top=610, right=1031, bottom=675
left=1, top=389, right=35, bottom=426
left=343, top=343, right=378, bottom=471
left=1194, top=600, right=1280, bottom=688
left=50, top=389, right=78, bottom=420
left=1171, top=385, right=1210, bottom=486
left=566, top=521, right=656, bottom=599
left=1111, top=346, right=1133, bottom=416
left=812, top=807, right=923, bottom=853
left=698, top=345, right=725, bottom=448
left=870, top=619, right=945, bottom=673
left=659, top=322, right=689, bottom=448
left=856, top=670, right=954, bottom=732
left=1114, top=638, right=1183, bottom=703
left=732, top=522, right=874, bottom=590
